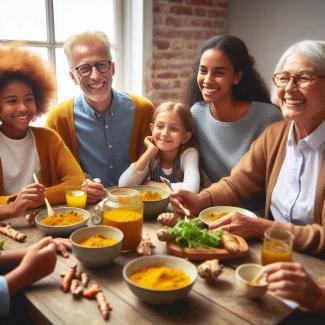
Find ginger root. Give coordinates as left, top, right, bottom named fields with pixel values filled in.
left=137, top=233, right=155, bottom=256
left=157, top=212, right=180, bottom=227
left=156, top=228, right=173, bottom=242
left=222, top=231, right=245, bottom=254
left=61, top=264, right=77, bottom=292
left=25, top=211, right=37, bottom=226
left=198, top=259, right=223, bottom=282
left=70, top=279, right=83, bottom=299
left=96, top=291, right=111, bottom=320
left=83, top=283, right=101, bottom=299
left=81, top=272, right=89, bottom=287
left=0, top=223, right=27, bottom=242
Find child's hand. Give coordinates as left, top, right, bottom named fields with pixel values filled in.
left=53, top=238, right=72, bottom=258
left=17, top=237, right=57, bottom=286
left=11, top=183, right=46, bottom=215
left=84, top=178, right=106, bottom=203
left=144, top=136, right=159, bottom=156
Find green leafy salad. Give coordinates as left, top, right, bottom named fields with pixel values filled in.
left=171, top=218, right=223, bottom=249
left=0, top=238, right=4, bottom=250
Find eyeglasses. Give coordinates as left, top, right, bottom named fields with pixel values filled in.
left=73, top=60, right=112, bottom=77
left=273, top=72, right=325, bottom=89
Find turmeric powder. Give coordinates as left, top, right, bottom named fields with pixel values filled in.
left=129, top=265, right=190, bottom=290
left=41, top=211, right=84, bottom=226
left=140, top=191, right=162, bottom=201
left=79, top=234, right=117, bottom=247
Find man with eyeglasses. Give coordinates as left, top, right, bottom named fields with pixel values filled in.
left=46, top=31, right=154, bottom=202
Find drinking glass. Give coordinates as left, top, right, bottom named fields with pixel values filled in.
left=65, top=184, right=87, bottom=209
left=261, top=228, right=294, bottom=265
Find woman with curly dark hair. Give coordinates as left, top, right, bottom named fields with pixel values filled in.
left=188, top=35, right=282, bottom=193
left=0, top=44, right=84, bottom=219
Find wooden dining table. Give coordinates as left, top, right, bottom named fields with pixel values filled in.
left=2, top=206, right=325, bottom=325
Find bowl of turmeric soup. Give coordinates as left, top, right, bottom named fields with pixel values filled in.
left=129, top=185, right=170, bottom=218
left=70, top=225, right=123, bottom=268
left=123, top=255, right=197, bottom=304
left=199, top=206, right=256, bottom=226
left=35, top=207, right=90, bottom=236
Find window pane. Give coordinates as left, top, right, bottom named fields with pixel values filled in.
left=56, top=48, right=81, bottom=103
left=54, top=0, right=115, bottom=43
left=0, top=0, right=47, bottom=41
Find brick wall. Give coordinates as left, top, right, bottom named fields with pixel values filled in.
left=146, top=0, right=229, bottom=106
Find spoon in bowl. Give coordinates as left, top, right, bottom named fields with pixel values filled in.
left=160, top=176, right=192, bottom=222
left=32, top=173, right=55, bottom=217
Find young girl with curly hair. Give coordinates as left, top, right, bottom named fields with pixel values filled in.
left=0, top=44, right=84, bottom=219
left=119, top=102, right=200, bottom=193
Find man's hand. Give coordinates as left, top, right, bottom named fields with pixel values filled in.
left=84, top=178, right=106, bottom=203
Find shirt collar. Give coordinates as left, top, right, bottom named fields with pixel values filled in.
left=288, top=119, right=325, bottom=150
left=81, top=88, right=118, bottom=120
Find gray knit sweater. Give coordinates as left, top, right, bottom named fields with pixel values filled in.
left=191, top=101, right=283, bottom=183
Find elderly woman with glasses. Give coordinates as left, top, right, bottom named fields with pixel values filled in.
left=171, top=40, right=325, bottom=257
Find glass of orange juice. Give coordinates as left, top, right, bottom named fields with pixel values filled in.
left=65, top=185, right=87, bottom=209
left=261, top=228, right=294, bottom=265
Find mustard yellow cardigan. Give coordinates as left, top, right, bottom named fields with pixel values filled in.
left=206, top=120, right=325, bottom=256
left=46, top=93, right=154, bottom=163
left=0, top=127, right=85, bottom=206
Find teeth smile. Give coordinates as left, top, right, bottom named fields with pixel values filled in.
left=203, top=88, right=217, bottom=95
left=285, top=99, right=304, bottom=105
left=89, top=82, right=105, bottom=89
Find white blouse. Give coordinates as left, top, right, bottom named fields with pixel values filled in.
left=271, top=120, right=325, bottom=225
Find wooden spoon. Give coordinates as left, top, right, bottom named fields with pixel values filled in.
left=248, top=268, right=266, bottom=285
left=160, top=176, right=192, bottom=222
left=32, top=173, right=55, bottom=217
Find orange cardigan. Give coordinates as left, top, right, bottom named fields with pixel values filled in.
left=46, top=93, right=154, bottom=163
left=0, top=127, right=85, bottom=206
left=206, top=120, right=325, bottom=256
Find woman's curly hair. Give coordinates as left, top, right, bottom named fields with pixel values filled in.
left=0, top=43, right=56, bottom=115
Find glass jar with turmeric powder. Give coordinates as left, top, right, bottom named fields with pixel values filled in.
left=103, top=188, right=143, bottom=252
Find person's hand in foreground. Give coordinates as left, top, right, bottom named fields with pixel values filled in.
left=264, top=262, right=325, bottom=313
left=84, top=178, right=106, bottom=203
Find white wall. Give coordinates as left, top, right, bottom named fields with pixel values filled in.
left=228, top=0, right=325, bottom=89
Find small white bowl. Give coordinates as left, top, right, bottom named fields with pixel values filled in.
left=131, top=185, right=170, bottom=218
left=123, top=255, right=197, bottom=304
left=35, top=206, right=90, bottom=236
left=70, top=226, right=123, bottom=268
left=199, top=206, right=256, bottom=226
left=235, top=263, right=268, bottom=299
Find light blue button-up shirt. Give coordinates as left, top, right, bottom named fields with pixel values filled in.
left=271, top=120, right=325, bottom=225
left=74, top=88, right=135, bottom=187
left=0, top=276, right=10, bottom=316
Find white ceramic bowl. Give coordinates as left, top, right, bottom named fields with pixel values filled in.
left=235, top=263, right=268, bottom=299
left=70, top=226, right=123, bottom=268
left=130, top=185, right=170, bottom=218
left=35, top=206, right=90, bottom=236
left=199, top=206, right=256, bottom=226
left=123, top=255, right=197, bottom=304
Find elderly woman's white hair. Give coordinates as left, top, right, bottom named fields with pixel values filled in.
left=271, top=40, right=325, bottom=105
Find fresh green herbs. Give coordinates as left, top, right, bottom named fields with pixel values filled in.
left=171, top=218, right=223, bottom=248
left=0, top=238, right=4, bottom=250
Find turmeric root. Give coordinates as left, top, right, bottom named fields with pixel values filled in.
left=156, top=228, right=173, bottom=242
left=0, top=223, right=27, bottom=242
left=198, top=259, right=223, bottom=282
left=83, top=283, right=101, bottom=299
left=81, top=272, right=89, bottom=287
left=157, top=212, right=180, bottom=227
left=25, top=211, right=37, bottom=226
left=61, top=264, right=77, bottom=292
left=70, top=279, right=83, bottom=299
left=222, top=231, right=244, bottom=254
left=96, top=291, right=111, bottom=320
left=136, top=233, right=155, bottom=256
